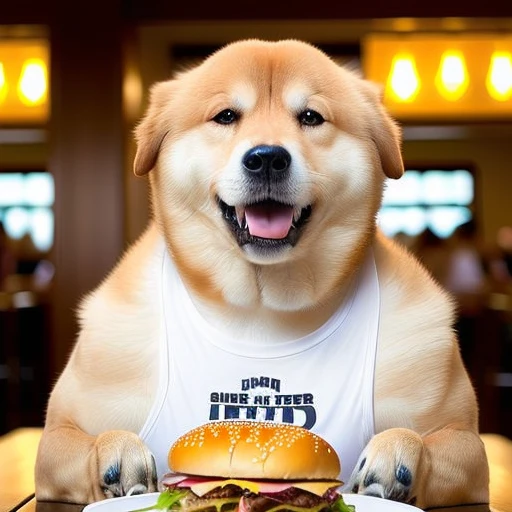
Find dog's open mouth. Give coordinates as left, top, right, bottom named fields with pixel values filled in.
left=218, top=198, right=312, bottom=249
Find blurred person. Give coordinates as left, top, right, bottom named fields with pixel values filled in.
left=445, top=220, right=488, bottom=307
left=444, top=220, right=489, bottom=377
left=32, top=259, right=55, bottom=293
left=497, top=226, right=512, bottom=271
left=413, top=227, right=451, bottom=286
left=0, top=221, right=16, bottom=289
left=414, top=221, right=488, bottom=376
left=392, top=231, right=417, bottom=251
left=488, top=225, right=512, bottom=287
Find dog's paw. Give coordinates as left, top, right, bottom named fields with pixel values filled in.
left=346, top=428, right=425, bottom=505
left=92, top=430, right=157, bottom=499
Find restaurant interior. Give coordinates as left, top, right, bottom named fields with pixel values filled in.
left=1, top=0, right=512, bottom=510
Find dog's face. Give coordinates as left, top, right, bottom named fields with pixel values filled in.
left=134, top=40, right=403, bottom=310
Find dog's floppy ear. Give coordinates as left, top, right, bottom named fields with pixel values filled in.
left=133, top=80, right=175, bottom=177
left=364, top=82, right=404, bottom=180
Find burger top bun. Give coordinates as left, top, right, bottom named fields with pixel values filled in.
left=169, top=421, right=341, bottom=480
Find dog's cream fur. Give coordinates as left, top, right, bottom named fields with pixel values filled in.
left=35, top=40, right=489, bottom=507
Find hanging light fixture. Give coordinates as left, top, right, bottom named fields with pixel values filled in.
left=486, top=51, right=512, bottom=101
left=0, top=62, right=7, bottom=104
left=17, top=58, right=47, bottom=106
left=0, top=39, right=49, bottom=124
left=435, top=50, right=469, bottom=101
left=363, top=33, right=512, bottom=120
left=386, top=54, right=420, bottom=102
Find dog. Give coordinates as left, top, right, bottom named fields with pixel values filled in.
left=35, top=39, right=489, bottom=508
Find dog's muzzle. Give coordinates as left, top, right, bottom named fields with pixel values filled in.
left=218, top=145, right=312, bottom=256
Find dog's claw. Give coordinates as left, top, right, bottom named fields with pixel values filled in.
left=103, top=463, right=121, bottom=486
left=396, top=464, right=412, bottom=487
left=347, top=428, right=423, bottom=504
left=95, top=431, right=157, bottom=499
left=127, top=484, right=149, bottom=496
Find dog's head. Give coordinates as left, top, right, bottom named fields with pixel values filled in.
left=134, top=39, right=403, bottom=310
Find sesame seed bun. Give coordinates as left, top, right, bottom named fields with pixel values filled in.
left=168, top=421, right=341, bottom=480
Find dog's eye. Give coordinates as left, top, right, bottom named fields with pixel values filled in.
left=212, top=109, right=239, bottom=125
left=298, top=109, right=325, bottom=127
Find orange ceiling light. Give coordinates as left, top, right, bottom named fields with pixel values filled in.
left=486, top=51, right=512, bottom=101
left=0, top=39, right=49, bottom=124
left=387, top=54, right=420, bottom=102
left=435, top=50, right=469, bottom=101
left=363, top=33, right=512, bottom=120
left=0, top=62, right=6, bottom=103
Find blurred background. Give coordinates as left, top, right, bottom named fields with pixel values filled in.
left=1, top=1, right=511, bottom=440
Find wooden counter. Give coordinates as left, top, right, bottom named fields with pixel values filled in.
left=0, top=428, right=41, bottom=512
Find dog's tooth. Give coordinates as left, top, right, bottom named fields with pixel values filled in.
left=235, top=206, right=246, bottom=228
left=293, top=206, right=302, bottom=222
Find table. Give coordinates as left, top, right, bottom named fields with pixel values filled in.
left=9, top=501, right=500, bottom=512
left=1, top=429, right=511, bottom=512
left=0, top=428, right=41, bottom=512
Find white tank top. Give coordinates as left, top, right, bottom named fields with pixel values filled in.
left=140, top=246, right=380, bottom=485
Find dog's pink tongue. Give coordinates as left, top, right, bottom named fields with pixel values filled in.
left=245, top=203, right=294, bottom=239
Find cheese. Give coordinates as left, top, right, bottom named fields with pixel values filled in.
left=190, top=479, right=260, bottom=497
left=188, top=478, right=342, bottom=497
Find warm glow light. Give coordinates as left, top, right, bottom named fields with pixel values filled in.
left=435, top=50, right=469, bottom=101
left=387, top=54, right=420, bottom=102
left=486, top=51, right=512, bottom=101
left=0, top=39, right=49, bottom=123
left=0, top=62, right=6, bottom=103
left=364, top=34, right=512, bottom=119
left=17, top=58, right=47, bottom=106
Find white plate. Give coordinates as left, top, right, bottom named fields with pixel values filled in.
left=83, top=492, right=423, bottom=511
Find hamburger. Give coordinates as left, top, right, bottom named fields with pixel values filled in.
left=146, top=421, right=355, bottom=512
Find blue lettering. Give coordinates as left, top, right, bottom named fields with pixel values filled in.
left=209, top=404, right=219, bottom=420
left=270, top=379, right=281, bottom=392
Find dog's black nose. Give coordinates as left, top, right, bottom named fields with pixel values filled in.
left=242, top=145, right=291, bottom=180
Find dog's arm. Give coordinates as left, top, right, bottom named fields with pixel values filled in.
left=421, top=421, right=489, bottom=505
left=35, top=404, right=96, bottom=503
left=35, top=225, right=164, bottom=503
left=36, top=418, right=157, bottom=504
left=373, top=331, right=489, bottom=507
left=35, top=334, right=159, bottom=503
left=361, top=235, right=490, bottom=507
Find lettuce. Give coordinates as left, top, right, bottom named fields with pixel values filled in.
left=331, top=496, right=356, bottom=512
left=129, top=488, right=188, bottom=511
